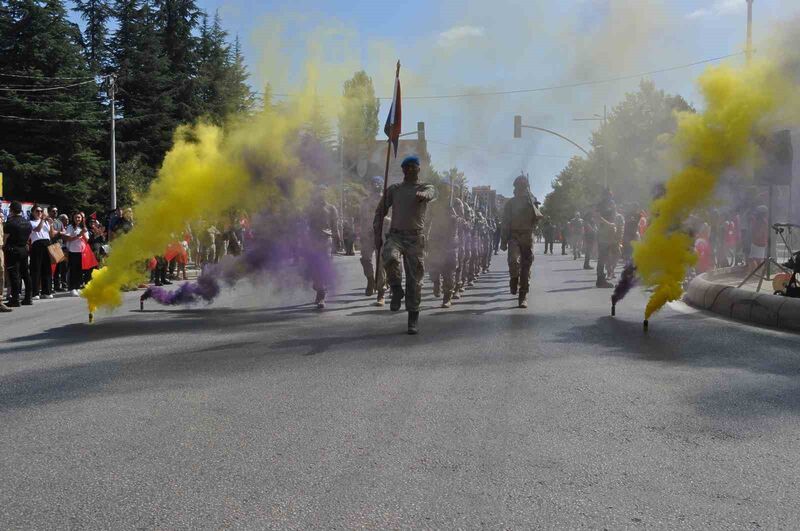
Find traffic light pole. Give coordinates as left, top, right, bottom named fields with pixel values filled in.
left=513, top=116, right=589, bottom=156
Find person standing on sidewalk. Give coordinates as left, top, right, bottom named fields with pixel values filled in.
left=0, top=214, right=10, bottom=312
left=3, top=201, right=33, bottom=307
left=28, top=205, right=55, bottom=300
left=63, top=212, right=89, bottom=296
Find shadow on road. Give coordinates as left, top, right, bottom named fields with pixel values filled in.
left=551, top=314, right=800, bottom=417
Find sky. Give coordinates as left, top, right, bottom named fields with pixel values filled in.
left=191, top=0, right=798, bottom=198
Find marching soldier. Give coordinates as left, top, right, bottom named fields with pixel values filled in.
left=461, top=196, right=475, bottom=287
left=427, top=184, right=460, bottom=308
left=308, top=186, right=339, bottom=309
left=501, top=175, right=543, bottom=308
left=374, top=156, right=437, bottom=334
left=359, top=177, right=387, bottom=304
left=452, top=198, right=468, bottom=300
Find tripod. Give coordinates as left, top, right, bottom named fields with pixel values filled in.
left=737, top=223, right=793, bottom=293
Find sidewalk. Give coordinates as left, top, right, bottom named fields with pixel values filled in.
left=684, top=266, right=800, bottom=332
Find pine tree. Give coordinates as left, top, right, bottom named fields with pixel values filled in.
left=0, top=0, right=105, bottom=211
left=195, top=11, right=229, bottom=124
left=111, top=0, right=176, bottom=178
left=152, top=0, right=200, bottom=122
left=224, top=35, right=254, bottom=115
left=72, top=0, right=112, bottom=72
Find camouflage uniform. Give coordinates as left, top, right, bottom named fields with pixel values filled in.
left=501, top=176, right=542, bottom=307
left=359, top=190, right=385, bottom=298
left=427, top=198, right=460, bottom=307
left=308, top=195, right=339, bottom=308
left=374, top=181, right=437, bottom=314
left=452, top=199, right=468, bottom=298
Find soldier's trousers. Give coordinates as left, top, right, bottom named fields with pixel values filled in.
left=428, top=247, right=458, bottom=296
left=460, top=242, right=472, bottom=284
left=360, top=238, right=386, bottom=291
left=469, top=240, right=479, bottom=279
left=309, top=236, right=333, bottom=295
left=508, top=232, right=534, bottom=294
left=383, top=231, right=425, bottom=312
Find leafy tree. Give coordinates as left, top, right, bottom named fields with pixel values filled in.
left=543, top=80, right=694, bottom=226
left=338, top=71, right=379, bottom=170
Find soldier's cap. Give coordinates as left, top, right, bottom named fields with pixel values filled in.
left=401, top=155, right=420, bottom=167
left=371, top=176, right=383, bottom=187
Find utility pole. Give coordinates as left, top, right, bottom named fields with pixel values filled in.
left=573, top=105, right=609, bottom=188
left=339, top=133, right=344, bottom=216
left=109, top=74, right=117, bottom=211
left=746, top=0, right=754, bottom=64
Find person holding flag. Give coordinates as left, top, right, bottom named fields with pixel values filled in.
left=374, top=61, right=437, bottom=334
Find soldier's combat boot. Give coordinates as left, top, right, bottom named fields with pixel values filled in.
left=518, top=291, right=528, bottom=308
left=375, top=288, right=385, bottom=306
left=315, top=290, right=326, bottom=309
left=510, top=276, right=518, bottom=295
left=365, top=276, right=375, bottom=297
left=441, top=292, right=452, bottom=308
left=432, top=279, right=441, bottom=298
left=452, top=286, right=462, bottom=300
left=407, top=311, right=419, bottom=335
left=390, top=285, right=404, bottom=312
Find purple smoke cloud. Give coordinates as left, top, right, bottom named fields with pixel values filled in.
left=611, top=263, right=638, bottom=306
left=141, top=212, right=337, bottom=307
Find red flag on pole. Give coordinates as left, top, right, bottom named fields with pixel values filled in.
left=383, top=61, right=402, bottom=157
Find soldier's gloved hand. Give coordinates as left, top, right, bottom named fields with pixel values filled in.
left=415, top=191, right=429, bottom=202
left=500, top=242, right=508, bottom=251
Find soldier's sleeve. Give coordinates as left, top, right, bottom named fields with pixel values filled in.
left=501, top=202, right=512, bottom=243
left=417, top=184, right=437, bottom=202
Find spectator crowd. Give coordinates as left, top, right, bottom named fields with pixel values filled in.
left=1, top=201, right=249, bottom=313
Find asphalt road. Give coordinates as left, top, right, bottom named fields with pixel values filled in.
left=2, top=245, right=800, bottom=529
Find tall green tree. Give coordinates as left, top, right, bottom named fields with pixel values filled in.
left=152, top=0, right=200, bottom=122
left=338, top=71, right=379, bottom=170
left=224, top=35, right=254, bottom=115
left=543, top=80, right=694, bottom=226
left=72, top=0, right=112, bottom=72
left=0, top=0, right=105, bottom=210
left=195, top=13, right=252, bottom=123
left=111, top=0, right=176, bottom=179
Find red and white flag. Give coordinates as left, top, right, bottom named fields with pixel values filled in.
left=383, top=61, right=402, bottom=157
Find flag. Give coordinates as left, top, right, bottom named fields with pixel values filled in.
left=383, top=61, right=402, bottom=157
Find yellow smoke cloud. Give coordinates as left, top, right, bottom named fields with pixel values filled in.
left=82, top=67, right=332, bottom=314
left=633, top=55, right=798, bottom=319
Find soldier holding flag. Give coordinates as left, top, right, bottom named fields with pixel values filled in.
left=374, top=156, right=437, bottom=334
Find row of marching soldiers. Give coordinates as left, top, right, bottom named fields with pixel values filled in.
left=312, top=155, right=542, bottom=335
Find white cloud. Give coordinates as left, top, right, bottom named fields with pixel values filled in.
left=437, top=25, right=485, bottom=47
left=686, top=8, right=711, bottom=19
left=685, top=0, right=748, bottom=19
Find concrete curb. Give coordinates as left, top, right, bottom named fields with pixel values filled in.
left=683, top=267, right=800, bottom=332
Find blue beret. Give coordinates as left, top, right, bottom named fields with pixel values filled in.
left=401, top=155, right=420, bottom=167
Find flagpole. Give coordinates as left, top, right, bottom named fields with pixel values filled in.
left=376, top=60, right=401, bottom=283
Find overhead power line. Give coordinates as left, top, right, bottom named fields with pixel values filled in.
left=264, top=51, right=744, bottom=101
left=0, top=72, right=99, bottom=81
left=0, top=114, right=104, bottom=123
left=427, top=139, right=573, bottom=159
left=0, top=78, right=104, bottom=92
